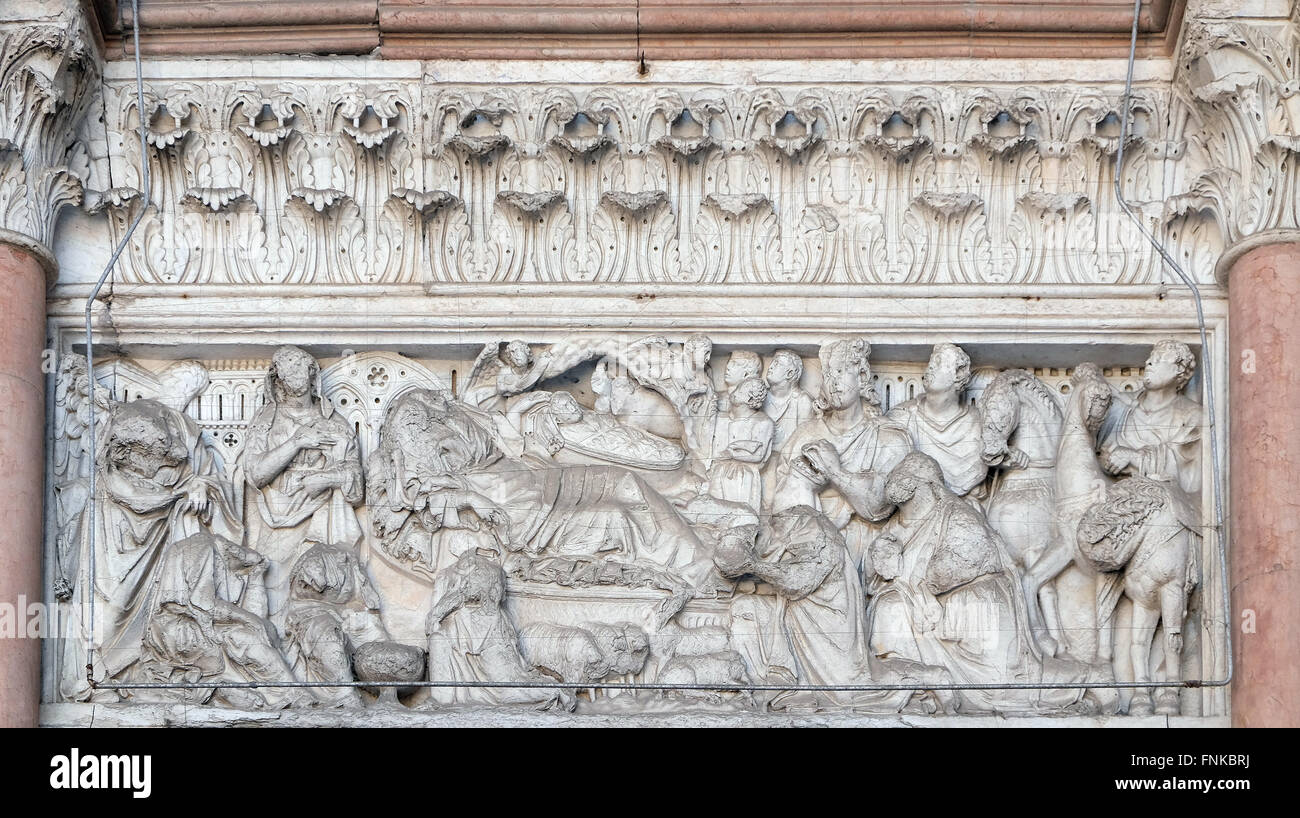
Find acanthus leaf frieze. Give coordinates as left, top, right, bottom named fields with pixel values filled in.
left=92, top=78, right=1217, bottom=288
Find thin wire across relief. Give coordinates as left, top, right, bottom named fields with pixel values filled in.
left=84, top=0, right=151, bottom=691
left=1113, top=0, right=1231, bottom=692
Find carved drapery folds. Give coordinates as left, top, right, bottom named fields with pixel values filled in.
left=0, top=21, right=95, bottom=258
left=52, top=340, right=1213, bottom=717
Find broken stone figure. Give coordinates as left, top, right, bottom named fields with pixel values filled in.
left=61, top=397, right=242, bottom=701
left=424, top=551, right=573, bottom=710
left=51, top=353, right=111, bottom=603
left=719, top=505, right=912, bottom=712
left=132, top=531, right=309, bottom=709
left=283, top=541, right=395, bottom=707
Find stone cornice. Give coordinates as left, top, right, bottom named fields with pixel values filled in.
left=91, top=71, right=1210, bottom=289
left=16, top=0, right=1295, bottom=294
left=86, top=0, right=1184, bottom=61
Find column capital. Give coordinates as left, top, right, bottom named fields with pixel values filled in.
left=0, top=11, right=99, bottom=282
left=1173, top=2, right=1300, bottom=257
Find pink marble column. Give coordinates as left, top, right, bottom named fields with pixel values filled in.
left=1221, top=234, right=1300, bottom=728
left=0, top=239, right=49, bottom=728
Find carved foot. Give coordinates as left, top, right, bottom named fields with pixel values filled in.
left=1129, top=693, right=1155, bottom=716
left=1059, top=698, right=1099, bottom=716
left=536, top=689, right=577, bottom=712
left=365, top=688, right=406, bottom=709
left=1154, top=689, right=1181, bottom=716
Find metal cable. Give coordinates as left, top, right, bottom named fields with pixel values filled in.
left=85, top=0, right=150, bottom=687
left=1113, top=0, right=1232, bottom=690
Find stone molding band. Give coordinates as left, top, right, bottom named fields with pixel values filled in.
left=87, top=0, right=1182, bottom=60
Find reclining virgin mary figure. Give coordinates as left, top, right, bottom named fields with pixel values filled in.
left=367, top=389, right=715, bottom=591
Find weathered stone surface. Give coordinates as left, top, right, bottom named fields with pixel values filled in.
left=12, top=0, right=1300, bottom=726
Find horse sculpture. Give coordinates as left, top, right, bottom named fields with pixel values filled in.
left=1077, top=475, right=1200, bottom=715
left=979, top=369, right=1061, bottom=615
left=981, top=364, right=1118, bottom=665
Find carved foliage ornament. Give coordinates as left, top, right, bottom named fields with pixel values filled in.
left=0, top=21, right=96, bottom=250
left=97, top=78, right=1207, bottom=287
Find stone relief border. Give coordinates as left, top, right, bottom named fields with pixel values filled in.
left=38, top=320, right=1231, bottom=718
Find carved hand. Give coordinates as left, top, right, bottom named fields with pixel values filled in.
left=799, top=440, right=842, bottom=486
left=299, top=471, right=340, bottom=495
left=474, top=501, right=510, bottom=531
left=1005, top=447, right=1031, bottom=470
left=1166, top=630, right=1183, bottom=659
left=1101, top=446, right=1136, bottom=475
left=870, top=533, right=902, bottom=581
left=727, top=440, right=764, bottom=460
left=294, top=427, right=339, bottom=451
left=536, top=424, right=565, bottom=455
left=183, top=484, right=211, bottom=519
left=418, top=472, right=464, bottom=493
left=921, top=598, right=944, bottom=633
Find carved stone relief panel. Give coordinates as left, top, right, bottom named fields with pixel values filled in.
left=49, top=337, right=1219, bottom=718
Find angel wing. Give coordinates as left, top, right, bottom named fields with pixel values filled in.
left=461, top=342, right=502, bottom=402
